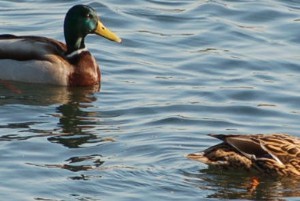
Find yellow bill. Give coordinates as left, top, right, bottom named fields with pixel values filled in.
left=95, top=20, right=122, bottom=43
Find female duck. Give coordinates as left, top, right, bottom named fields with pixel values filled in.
left=0, top=4, right=121, bottom=86
left=188, top=134, right=300, bottom=176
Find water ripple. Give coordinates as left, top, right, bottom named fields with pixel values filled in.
left=1, top=0, right=300, bottom=200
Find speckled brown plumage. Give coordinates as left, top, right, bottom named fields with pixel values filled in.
left=187, top=134, right=300, bottom=176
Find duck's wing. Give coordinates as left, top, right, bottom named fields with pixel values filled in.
left=209, top=134, right=269, bottom=160
left=0, top=34, right=67, bottom=61
left=0, top=35, right=71, bottom=85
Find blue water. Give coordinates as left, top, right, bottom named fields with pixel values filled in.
left=1, top=0, right=300, bottom=200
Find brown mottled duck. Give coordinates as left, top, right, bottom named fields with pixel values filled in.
left=187, top=134, right=300, bottom=176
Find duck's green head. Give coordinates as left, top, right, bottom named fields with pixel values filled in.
left=64, top=4, right=121, bottom=54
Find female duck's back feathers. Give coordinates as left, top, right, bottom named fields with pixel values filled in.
left=187, top=134, right=300, bottom=176
left=0, top=5, right=121, bottom=86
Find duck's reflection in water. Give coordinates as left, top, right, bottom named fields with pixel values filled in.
left=184, top=168, right=300, bottom=200
left=1, top=82, right=113, bottom=173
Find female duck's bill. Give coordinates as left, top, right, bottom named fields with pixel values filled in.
left=0, top=4, right=121, bottom=87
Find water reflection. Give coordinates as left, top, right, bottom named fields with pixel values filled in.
left=0, top=81, right=100, bottom=106
left=0, top=82, right=108, bottom=172
left=0, top=81, right=117, bottom=145
left=0, top=82, right=100, bottom=139
left=48, top=86, right=100, bottom=148
left=28, top=154, right=105, bottom=173
left=185, top=169, right=300, bottom=200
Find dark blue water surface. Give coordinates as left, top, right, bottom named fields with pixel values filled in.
left=1, top=0, right=300, bottom=200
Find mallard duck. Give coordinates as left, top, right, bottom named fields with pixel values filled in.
left=187, top=134, right=300, bottom=176
left=0, top=4, right=121, bottom=86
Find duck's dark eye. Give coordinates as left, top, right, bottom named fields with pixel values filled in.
left=86, top=14, right=93, bottom=19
